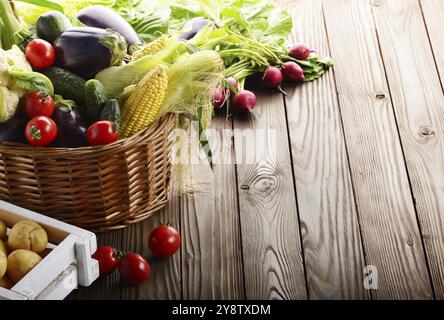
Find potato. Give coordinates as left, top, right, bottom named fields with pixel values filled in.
left=0, top=275, right=14, bottom=289
left=8, top=220, right=48, bottom=254
left=7, top=249, right=42, bottom=283
left=0, top=252, right=6, bottom=279
left=0, top=220, right=6, bottom=239
left=0, top=240, right=7, bottom=256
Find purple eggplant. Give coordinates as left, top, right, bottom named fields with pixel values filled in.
left=77, top=5, right=141, bottom=45
left=52, top=99, right=88, bottom=148
left=0, top=118, right=26, bottom=144
left=179, top=17, right=214, bottom=41
left=54, top=27, right=127, bottom=79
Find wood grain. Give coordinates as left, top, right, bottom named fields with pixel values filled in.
left=233, top=90, right=307, bottom=300
left=278, top=0, right=369, bottom=300
left=420, top=0, right=444, bottom=89
left=180, top=114, right=244, bottom=300
left=371, top=0, right=444, bottom=299
left=322, top=0, right=433, bottom=299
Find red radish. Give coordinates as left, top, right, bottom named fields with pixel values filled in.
left=263, top=66, right=283, bottom=88
left=282, top=62, right=305, bottom=81
left=232, top=90, right=256, bottom=113
left=212, top=88, right=226, bottom=109
left=225, top=77, right=238, bottom=94
left=289, top=43, right=312, bottom=60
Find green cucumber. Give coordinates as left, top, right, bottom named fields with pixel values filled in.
left=100, top=99, right=121, bottom=131
left=84, top=79, right=108, bottom=122
left=36, top=11, right=72, bottom=44
left=41, top=68, right=86, bottom=116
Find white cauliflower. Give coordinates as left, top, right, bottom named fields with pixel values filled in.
left=0, top=54, right=11, bottom=88
left=0, top=45, right=31, bottom=123
left=0, top=87, right=20, bottom=122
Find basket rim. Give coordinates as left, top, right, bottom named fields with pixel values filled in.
left=0, top=113, right=176, bottom=157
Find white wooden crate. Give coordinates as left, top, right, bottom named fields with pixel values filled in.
left=0, top=201, right=99, bottom=300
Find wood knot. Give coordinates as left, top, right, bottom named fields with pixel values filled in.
left=406, top=236, right=414, bottom=247
left=252, top=174, right=278, bottom=195
left=419, top=126, right=435, bottom=137
left=418, top=126, right=436, bottom=143
left=240, top=184, right=250, bottom=190
left=372, top=0, right=383, bottom=7
left=375, top=93, right=386, bottom=100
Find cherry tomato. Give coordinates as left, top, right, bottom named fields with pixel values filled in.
left=118, top=253, right=150, bottom=285
left=25, top=91, right=55, bottom=118
left=25, top=39, right=55, bottom=69
left=92, top=246, right=119, bottom=277
left=25, top=116, right=57, bottom=147
left=148, top=224, right=181, bottom=258
left=86, top=121, right=119, bottom=146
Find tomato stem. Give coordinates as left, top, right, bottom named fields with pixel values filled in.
left=39, top=91, right=49, bottom=102
left=29, top=125, right=41, bottom=140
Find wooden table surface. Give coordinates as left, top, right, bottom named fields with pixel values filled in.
left=72, top=0, right=444, bottom=300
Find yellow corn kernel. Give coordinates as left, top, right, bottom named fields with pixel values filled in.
left=121, top=64, right=169, bottom=138
left=131, top=35, right=169, bottom=62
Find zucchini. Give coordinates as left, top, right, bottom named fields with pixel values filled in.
left=84, top=79, right=108, bottom=122
left=100, top=99, right=121, bottom=131
left=41, top=67, right=86, bottom=115
left=36, top=11, right=72, bottom=44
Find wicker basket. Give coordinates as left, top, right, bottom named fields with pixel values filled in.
left=0, top=114, right=175, bottom=232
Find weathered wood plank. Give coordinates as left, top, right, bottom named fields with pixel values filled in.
left=278, top=0, right=369, bottom=300
left=420, top=0, right=444, bottom=88
left=322, top=0, right=433, bottom=299
left=233, top=91, right=307, bottom=299
left=371, top=0, right=444, bottom=299
left=180, top=114, right=244, bottom=300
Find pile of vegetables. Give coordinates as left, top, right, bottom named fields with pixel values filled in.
left=0, top=0, right=332, bottom=152
left=0, top=219, right=50, bottom=288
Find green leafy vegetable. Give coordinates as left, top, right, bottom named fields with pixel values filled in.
left=14, top=0, right=114, bottom=24
left=15, top=0, right=64, bottom=12
left=8, top=68, right=54, bottom=95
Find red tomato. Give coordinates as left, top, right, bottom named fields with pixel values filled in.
left=86, top=121, right=119, bottom=146
left=25, top=116, right=57, bottom=147
left=118, top=253, right=150, bottom=285
left=92, top=246, right=119, bottom=277
left=25, top=91, right=55, bottom=118
left=25, top=39, right=55, bottom=69
left=148, top=224, right=181, bottom=258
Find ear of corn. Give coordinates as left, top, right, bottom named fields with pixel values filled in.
left=131, top=35, right=169, bottom=62
left=121, top=64, right=169, bottom=138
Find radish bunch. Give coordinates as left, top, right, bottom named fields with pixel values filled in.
left=261, top=43, right=311, bottom=91
left=213, top=42, right=332, bottom=113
